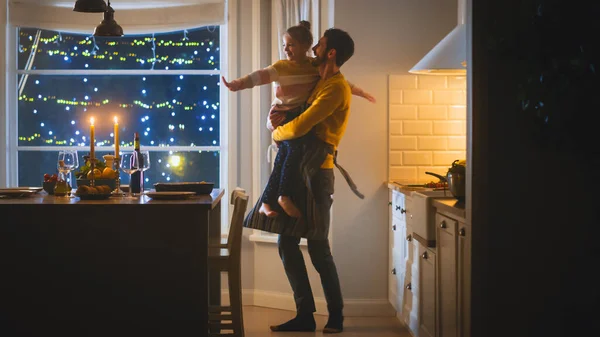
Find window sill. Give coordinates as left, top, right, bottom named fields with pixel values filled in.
left=248, top=233, right=307, bottom=246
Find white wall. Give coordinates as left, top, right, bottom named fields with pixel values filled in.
left=240, top=0, right=458, bottom=317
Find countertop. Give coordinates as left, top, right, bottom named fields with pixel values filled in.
left=432, top=198, right=466, bottom=220
left=388, top=181, right=432, bottom=196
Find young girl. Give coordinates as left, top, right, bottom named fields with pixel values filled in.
left=222, top=21, right=374, bottom=218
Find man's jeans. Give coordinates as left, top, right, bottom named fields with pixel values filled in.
left=277, top=235, right=344, bottom=315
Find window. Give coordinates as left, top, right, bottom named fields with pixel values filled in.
left=15, top=27, right=225, bottom=191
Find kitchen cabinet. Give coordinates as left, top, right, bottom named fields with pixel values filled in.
left=418, top=244, right=436, bottom=337
left=388, top=186, right=419, bottom=336
left=434, top=203, right=470, bottom=337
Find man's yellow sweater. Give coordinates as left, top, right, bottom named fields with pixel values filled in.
left=272, top=72, right=352, bottom=169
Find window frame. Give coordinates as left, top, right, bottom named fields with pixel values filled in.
left=5, top=24, right=231, bottom=231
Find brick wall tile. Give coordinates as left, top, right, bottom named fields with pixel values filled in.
left=433, top=151, right=466, bottom=166
left=433, top=121, right=464, bottom=135
left=390, top=136, right=417, bottom=150
left=390, top=105, right=418, bottom=120
left=403, top=89, right=433, bottom=104
left=390, top=89, right=402, bottom=104
left=418, top=136, right=448, bottom=150
left=448, top=76, right=467, bottom=89
left=448, top=136, right=467, bottom=150
left=390, top=121, right=402, bottom=135
left=433, top=90, right=466, bottom=105
left=403, top=152, right=433, bottom=165
left=418, top=76, right=448, bottom=89
left=418, top=105, right=448, bottom=120
left=389, top=151, right=402, bottom=165
left=390, top=166, right=418, bottom=183
left=390, top=75, right=418, bottom=90
left=448, top=105, right=467, bottom=119
left=403, top=121, right=433, bottom=135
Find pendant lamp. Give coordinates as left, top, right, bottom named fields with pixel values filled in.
left=93, top=1, right=124, bottom=37
left=73, top=0, right=107, bottom=13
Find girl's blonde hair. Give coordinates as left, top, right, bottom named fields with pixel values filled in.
left=285, top=20, right=313, bottom=47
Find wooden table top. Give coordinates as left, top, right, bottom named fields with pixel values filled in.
left=0, top=188, right=225, bottom=209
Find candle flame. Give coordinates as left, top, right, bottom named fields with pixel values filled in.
left=114, top=116, right=118, bottom=124
left=90, top=117, right=95, bottom=125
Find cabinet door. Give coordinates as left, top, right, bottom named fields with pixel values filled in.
left=436, top=213, right=457, bottom=337
left=457, top=223, right=471, bottom=337
left=419, top=245, right=436, bottom=337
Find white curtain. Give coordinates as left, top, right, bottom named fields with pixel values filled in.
left=8, top=0, right=226, bottom=34
left=272, top=0, right=320, bottom=61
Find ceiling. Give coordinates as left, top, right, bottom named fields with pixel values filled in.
left=12, top=0, right=222, bottom=10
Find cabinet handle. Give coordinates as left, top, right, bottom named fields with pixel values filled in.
left=400, top=208, right=406, bottom=214
left=391, top=268, right=396, bottom=275
left=406, top=235, right=412, bottom=242
left=388, top=202, right=392, bottom=206
left=440, top=220, right=447, bottom=229
left=392, top=225, right=397, bottom=231
left=422, top=252, right=428, bottom=260
left=406, top=283, right=412, bottom=290
left=395, top=205, right=400, bottom=211
left=459, top=228, right=466, bottom=236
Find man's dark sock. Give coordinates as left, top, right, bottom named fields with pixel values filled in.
left=323, top=312, right=344, bottom=334
left=269, top=313, right=316, bottom=332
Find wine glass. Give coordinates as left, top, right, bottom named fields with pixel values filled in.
left=140, top=151, right=151, bottom=188
left=120, top=152, right=139, bottom=197
left=57, top=150, right=79, bottom=197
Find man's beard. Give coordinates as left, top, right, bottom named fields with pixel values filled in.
left=311, top=54, right=325, bottom=66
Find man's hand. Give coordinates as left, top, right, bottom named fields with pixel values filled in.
left=221, top=76, right=243, bottom=92
left=267, top=111, right=286, bottom=131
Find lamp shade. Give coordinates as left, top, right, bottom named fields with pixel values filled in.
left=408, top=24, right=467, bottom=75
left=73, top=0, right=107, bottom=13
left=93, top=6, right=123, bottom=37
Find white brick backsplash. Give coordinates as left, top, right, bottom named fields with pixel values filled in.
left=390, top=166, right=418, bottom=183
left=418, top=76, right=447, bottom=89
left=433, top=121, right=464, bottom=135
left=448, top=76, right=467, bottom=89
left=448, top=136, right=467, bottom=150
left=433, top=90, right=466, bottom=105
left=389, top=151, right=402, bottom=165
left=390, top=105, right=417, bottom=120
left=403, top=90, right=433, bottom=104
left=390, top=121, right=402, bottom=135
left=387, top=74, right=468, bottom=181
left=403, top=152, right=433, bottom=165
left=403, top=121, right=433, bottom=135
left=418, top=105, right=448, bottom=120
left=390, top=75, right=417, bottom=90
left=418, top=136, right=448, bottom=150
left=433, top=151, right=466, bottom=166
left=448, top=105, right=467, bottom=119
left=390, top=136, right=417, bottom=150
left=390, top=90, right=402, bottom=104
left=418, top=167, right=449, bottom=183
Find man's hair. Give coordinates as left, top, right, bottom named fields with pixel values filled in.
left=323, top=28, right=354, bottom=67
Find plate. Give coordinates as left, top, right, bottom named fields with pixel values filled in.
left=154, top=182, right=214, bottom=195
left=145, top=191, right=196, bottom=200
left=0, top=187, right=43, bottom=193
left=75, top=193, right=112, bottom=200
left=0, top=189, right=39, bottom=198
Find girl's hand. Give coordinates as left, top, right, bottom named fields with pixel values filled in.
left=222, top=76, right=242, bottom=91
left=362, top=92, right=376, bottom=103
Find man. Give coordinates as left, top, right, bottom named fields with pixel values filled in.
left=268, top=27, right=356, bottom=334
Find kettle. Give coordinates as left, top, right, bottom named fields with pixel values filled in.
left=425, top=159, right=466, bottom=201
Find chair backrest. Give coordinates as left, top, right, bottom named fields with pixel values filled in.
left=227, top=188, right=249, bottom=262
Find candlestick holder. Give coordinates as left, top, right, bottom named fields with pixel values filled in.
left=89, top=158, right=96, bottom=187
left=112, top=157, right=126, bottom=197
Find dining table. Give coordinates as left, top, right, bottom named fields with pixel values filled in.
left=0, top=188, right=225, bottom=337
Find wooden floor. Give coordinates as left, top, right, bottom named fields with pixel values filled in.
left=243, top=305, right=412, bottom=337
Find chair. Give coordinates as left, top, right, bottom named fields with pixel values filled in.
left=208, top=188, right=249, bottom=337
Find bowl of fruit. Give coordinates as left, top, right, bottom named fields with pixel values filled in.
left=75, top=157, right=117, bottom=190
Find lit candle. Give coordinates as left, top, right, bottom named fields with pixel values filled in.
left=90, top=117, right=95, bottom=161
left=114, top=116, right=119, bottom=158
